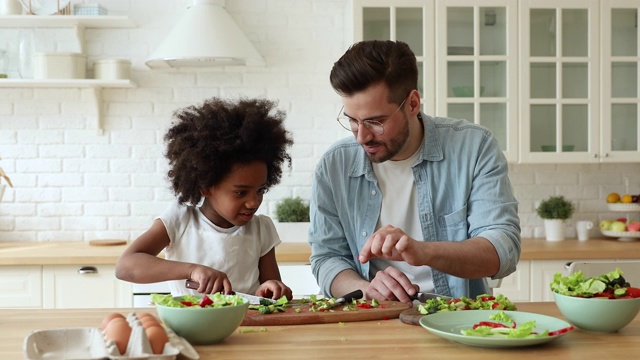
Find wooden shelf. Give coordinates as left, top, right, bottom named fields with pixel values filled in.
left=0, top=15, right=135, bottom=28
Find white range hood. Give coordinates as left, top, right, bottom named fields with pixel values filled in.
left=146, top=0, right=264, bottom=69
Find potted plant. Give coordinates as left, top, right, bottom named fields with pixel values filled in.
left=273, top=197, right=310, bottom=243
left=536, top=195, right=575, bottom=241
left=0, top=157, right=13, bottom=203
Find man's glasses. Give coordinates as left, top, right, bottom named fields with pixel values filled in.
left=336, top=97, right=407, bottom=136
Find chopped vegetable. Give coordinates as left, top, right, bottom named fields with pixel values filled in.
left=461, top=312, right=555, bottom=338
left=417, top=294, right=516, bottom=315
left=151, top=293, right=245, bottom=308
left=550, top=268, right=639, bottom=298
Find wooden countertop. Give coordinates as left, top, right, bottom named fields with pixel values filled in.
left=2, top=302, right=639, bottom=359
left=0, top=237, right=638, bottom=266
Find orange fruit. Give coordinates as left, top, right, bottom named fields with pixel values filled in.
left=606, top=192, right=621, bottom=203
left=621, top=194, right=633, bottom=203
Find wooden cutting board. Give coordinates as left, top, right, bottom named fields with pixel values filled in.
left=399, top=306, right=425, bottom=326
left=241, top=300, right=411, bottom=326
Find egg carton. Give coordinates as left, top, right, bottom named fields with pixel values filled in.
left=23, top=312, right=199, bottom=360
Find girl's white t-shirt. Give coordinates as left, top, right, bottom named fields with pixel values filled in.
left=159, top=203, right=281, bottom=296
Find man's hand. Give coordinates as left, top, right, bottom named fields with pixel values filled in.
left=364, top=266, right=418, bottom=303
left=358, top=225, right=425, bottom=265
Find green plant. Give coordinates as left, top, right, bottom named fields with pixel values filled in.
left=275, top=197, right=310, bottom=222
left=536, top=195, right=575, bottom=220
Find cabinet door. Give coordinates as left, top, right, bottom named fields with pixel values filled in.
left=530, top=260, right=569, bottom=301
left=600, top=0, right=640, bottom=161
left=42, top=265, right=132, bottom=308
left=519, top=0, right=600, bottom=163
left=279, top=265, right=320, bottom=297
left=436, top=0, right=519, bottom=162
left=493, top=260, right=531, bottom=302
left=0, top=266, right=42, bottom=308
left=353, top=0, right=437, bottom=116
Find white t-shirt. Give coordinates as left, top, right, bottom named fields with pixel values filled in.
left=370, top=148, right=434, bottom=293
left=159, top=203, right=281, bottom=296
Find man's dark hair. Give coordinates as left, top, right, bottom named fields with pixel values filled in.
left=164, top=97, right=293, bottom=205
left=330, top=40, right=418, bottom=104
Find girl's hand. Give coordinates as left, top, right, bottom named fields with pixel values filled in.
left=255, top=280, right=293, bottom=300
left=188, top=265, right=232, bottom=295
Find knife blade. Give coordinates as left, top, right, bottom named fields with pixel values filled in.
left=184, top=279, right=276, bottom=305
left=323, top=289, right=364, bottom=310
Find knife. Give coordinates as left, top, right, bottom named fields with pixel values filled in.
left=184, top=279, right=276, bottom=305
left=410, top=292, right=452, bottom=303
left=322, top=289, right=364, bottom=310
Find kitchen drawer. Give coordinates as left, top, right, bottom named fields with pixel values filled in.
left=42, top=265, right=132, bottom=308
left=0, top=266, right=42, bottom=308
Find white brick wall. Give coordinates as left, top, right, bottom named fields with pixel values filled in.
left=0, top=0, right=639, bottom=242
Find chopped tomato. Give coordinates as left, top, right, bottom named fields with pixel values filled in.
left=199, top=295, right=213, bottom=307
left=625, top=287, right=640, bottom=298
left=473, top=321, right=509, bottom=329
left=180, top=301, right=193, bottom=306
left=548, top=326, right=574, bottom=336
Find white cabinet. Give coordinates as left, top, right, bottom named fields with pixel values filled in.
left=492, top=260, right=531, bottom=302
left=42, top=265, right=132, bottom=309
left=354, top=0, right=640, bottom=163
left=279, top=264, right=320, bottom=297
left=520, top=0, right=640, bottom=163
left=0, top=265, right=42, bottom=308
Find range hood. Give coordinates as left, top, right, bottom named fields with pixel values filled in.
left=146, top=0, right=264, bottom=68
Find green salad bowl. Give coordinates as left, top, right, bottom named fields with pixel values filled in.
left=553, top=292, right=640, bottom=333
left=155, top=295, right=249, bottom=344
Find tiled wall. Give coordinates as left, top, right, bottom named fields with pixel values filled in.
left=0, top=0, right=638, bottom=242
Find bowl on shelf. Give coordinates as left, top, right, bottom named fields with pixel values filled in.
left=452, top=86, right=485, bottom=97
left=607, top=203, right=640, bottom=212
left=553, top=292, right=640, bottom=332
left=155, top=294, right=249, bottom=344
left=540, top=145, right=575, bottom=152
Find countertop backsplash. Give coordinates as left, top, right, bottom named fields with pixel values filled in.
left=0, top=0, right=639, bottom=242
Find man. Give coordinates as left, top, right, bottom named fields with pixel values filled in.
left=309, top=40, right=521, bottom=303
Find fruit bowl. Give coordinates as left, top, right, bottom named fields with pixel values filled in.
left=608, top=203, right=640, bottom=212
left=553, top=292, right=640, bottom=332
left=601, top=230, right=640, bottom=242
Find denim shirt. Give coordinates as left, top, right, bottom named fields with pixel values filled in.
left=309, top=113, right=521, bottom=298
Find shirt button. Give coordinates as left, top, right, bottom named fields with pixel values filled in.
left=361, top=232, right=367, bottom=237
left=371, top=190, right=376, bottom=195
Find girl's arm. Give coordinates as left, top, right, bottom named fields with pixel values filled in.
left=115, top=219, right=197, bottom=284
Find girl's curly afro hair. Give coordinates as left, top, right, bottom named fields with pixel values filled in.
left=164, top=97, right=293, bottom=205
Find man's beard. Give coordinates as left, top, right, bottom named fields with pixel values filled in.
left=365, top=118, right=410, bottom=163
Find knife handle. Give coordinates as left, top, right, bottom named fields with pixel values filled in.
left=185, top=279, right=199, bottom=290
left=341, top=289, right=364, bottom=302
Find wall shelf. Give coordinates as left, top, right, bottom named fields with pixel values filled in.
left=0, top=15, right=135, bottom=28
left=0, top=79, right=137, bottom=135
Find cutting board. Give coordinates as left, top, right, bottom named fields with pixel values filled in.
left=241, top=300, right=411, bottom=326
left=399, top=306, right=425, bottom=326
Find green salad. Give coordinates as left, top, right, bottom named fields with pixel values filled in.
left=417, top=294, right=516, bottom=315
left=151, top=292, right=246, bottom=308
left=461, top=311, right=549, bottom=338
left=550, top=268, right=637, bottom=298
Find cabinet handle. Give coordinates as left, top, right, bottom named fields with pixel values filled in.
left=564, top=262, right=573, bottom=270
left=592, top=153, right=598, bottom=158
left=78, top=266, right=98, bottom=275
left=602, top=153, right=609, bottom=157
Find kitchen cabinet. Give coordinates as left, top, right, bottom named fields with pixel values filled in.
left=354, top=0, right=519, bottom=162
left=0, top=265, right=42, bottom=308
left=0, top=15, right=137, bottom=134
left=519, top=0, right=640, bottom=163
left=0, top=264, right=132, bottom=308
left=354, top=0, right=640, bottom=163
left=42, top=265, right=132, bottom=308
left=279, top=264, right=320, bottom=297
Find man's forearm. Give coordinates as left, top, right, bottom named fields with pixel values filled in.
left=421, top=237, right=500, bottom=279
left=330, top=268, right=371, bottom=298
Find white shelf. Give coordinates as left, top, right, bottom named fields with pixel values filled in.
left=0, top=79, right=137, bottom=135
left=0, top=15, right=135, bottom=28
left=0, top=79, right=136, bottom=88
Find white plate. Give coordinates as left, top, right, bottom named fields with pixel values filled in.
left=607, top=203, right=640, bottom=212
left=419, top=310, right=573, bottom=348
left=19, top=0, right=70, bottom=15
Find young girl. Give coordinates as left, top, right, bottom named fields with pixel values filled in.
left=116, top=97, right=294, bottom=300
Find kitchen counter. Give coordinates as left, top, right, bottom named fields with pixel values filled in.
left=2, top=302, right=639, bottom=359
left=0, top=237, right=638, bottom=266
